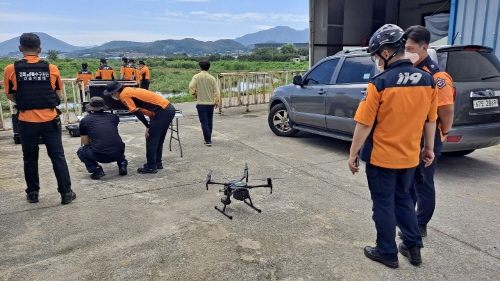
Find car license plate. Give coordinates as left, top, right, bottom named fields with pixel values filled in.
left=473, top=98, right=499, bottom=109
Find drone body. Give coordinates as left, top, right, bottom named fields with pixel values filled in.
left=205, top=164, right=272, bottom=219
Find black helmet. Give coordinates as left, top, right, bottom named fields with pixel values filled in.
left=368, top=24, right=406, bottom=55
left=82, top=62, right=88, bottom=68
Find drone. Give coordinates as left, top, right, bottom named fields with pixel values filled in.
left=205, top=164, right=273, bottom=219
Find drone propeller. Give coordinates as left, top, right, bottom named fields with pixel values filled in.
left=254, top=177, right=285, bottom=181
left=240, top=163, right=249, bottom=182
left=205, top=170, right=213, bottom=190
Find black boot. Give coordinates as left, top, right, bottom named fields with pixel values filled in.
left=61, top=190, right=76, bottom=205
left=118, top=163, right=128, bottom=175
left=364, top=246, right=399, bottom=268
left=399, top=242, right=422, bottom=266
left=26, top=191, right=39, bottom=203
left=90, top=166, right=105, bottom=179
left=137, top=164, right=157, bottom=174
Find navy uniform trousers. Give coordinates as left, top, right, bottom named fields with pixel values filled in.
left=18, top=117, right=72, bottom=194
left=409, top=155, right=439, bottom=226
left=146, top=103, right=176, bottom=168
left=366, top=163, right=424, bottom=261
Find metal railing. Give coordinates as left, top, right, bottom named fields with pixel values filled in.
left=0, top=79, right=83, bottom=130
left=217, top=70, right=306, bottom=112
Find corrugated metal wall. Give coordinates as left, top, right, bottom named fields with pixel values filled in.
left=450, top=0, right=500, bottom=58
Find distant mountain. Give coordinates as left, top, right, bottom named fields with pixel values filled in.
left=0, top=32, right=86, bottom=55
left=68, top=38, right=249, bottom=58
left=234, top=26, right=309, bottom=46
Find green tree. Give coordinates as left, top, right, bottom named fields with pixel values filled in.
left=298, top=47, right=309, bottom=56
left=280, top=44, right=296, bottom=55
left=47, top=50, right=59, bottom=60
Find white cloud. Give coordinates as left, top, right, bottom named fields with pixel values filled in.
left=176, top=0, right=211, bottom=2
left=190, top=11, right=307, bottom=23
left=165, top=9, right=184, bottom=17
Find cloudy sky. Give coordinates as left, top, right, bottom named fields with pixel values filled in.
left=0, top=0, right=309, bottom=46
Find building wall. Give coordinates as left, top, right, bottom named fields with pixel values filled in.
left=451, top=0, right=500, bottom=58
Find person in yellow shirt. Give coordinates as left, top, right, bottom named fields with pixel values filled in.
left=3, top=33, right=75, bottom=205
left=138, top=60, right=150, bottom=89
left=189, top=59, right=220, bottom=146
left=76, top=62, right=93, bottom=102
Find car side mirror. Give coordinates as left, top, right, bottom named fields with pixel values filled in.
left=293, top=75, right=303, bottom=85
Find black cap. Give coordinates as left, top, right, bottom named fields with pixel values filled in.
left=100, top=58, right=106, bottom=63
left=129, top=59, right=135, bottom=63
left=103, top=81, right=123, bottom=96
left=139, top=60, right=145, bottom=65
left=82, top=62, right=88, bottom=68
left=122, top=57, right=128, bottom=62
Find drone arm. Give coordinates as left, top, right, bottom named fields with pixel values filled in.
left=246, top=178, right=273, bottom=194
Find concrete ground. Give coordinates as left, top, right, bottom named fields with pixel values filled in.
left=0, top=102, right=499, bottom=281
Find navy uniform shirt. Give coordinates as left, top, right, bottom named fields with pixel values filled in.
left=79, top=111, right=125, bottom=162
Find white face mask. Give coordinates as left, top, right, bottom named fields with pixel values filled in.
left=375, top=57, right=384, bottom=72
left=405, top=51, right=420, bottom=64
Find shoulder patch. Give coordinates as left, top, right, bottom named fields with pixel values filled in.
left=361, top=91, right=368, bottom=101
left=436, top=77, right=446, bottom=89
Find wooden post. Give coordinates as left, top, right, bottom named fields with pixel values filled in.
left=217, top=75, right=222, bottom=114
left=245, top=73, right=250, bottom=112
left=62, top=83, right=69, bottom=124
left=227, top=75, right=232, bottom=107
left=237, top=75, right=241, bottom=106
left=260, top=74, right=265, bottom=104
left=269, top=73, right=274, bottom=103
left=253, top=74, right=258, bottom=105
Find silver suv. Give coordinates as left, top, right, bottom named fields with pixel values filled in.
left=268, top=45, right=500, bottom=156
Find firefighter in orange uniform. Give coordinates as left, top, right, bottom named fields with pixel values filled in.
left=3, top=33, right=75, bottom=205
left=138, top=60, right=150, bottom=89
left=76, top=62, right=93, bottom=102
left=348, top=24, right=438, bottom=268
left=95, top=58, right=115, bottom=80
left=120, top=57, right=135, bottom=80
left=128, top=59, right=141, bottom=86
left=402, top=25, right=454, bottom=238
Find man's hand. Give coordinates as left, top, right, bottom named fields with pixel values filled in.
left=422, top=148, right=435, bottom=167
left=214, top=103, right=218, bottom=109
left=145, top=128, right=149, bottom=138
left=348, top=154, right=360, bottom=175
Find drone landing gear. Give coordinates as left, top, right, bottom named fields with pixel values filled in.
left=215, top=189, right=261, bottom=220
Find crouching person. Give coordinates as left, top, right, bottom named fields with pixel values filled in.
left=77, top=97, right=128, bottom=179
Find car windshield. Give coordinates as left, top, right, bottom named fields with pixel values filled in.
left=444, top=50, right=500, bottom=82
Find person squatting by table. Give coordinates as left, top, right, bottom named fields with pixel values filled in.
left=103, top=81, right=176, bottom=174
left=77, top=97, right=128, bottom=180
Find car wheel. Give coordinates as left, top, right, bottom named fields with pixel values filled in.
left=442, top=149, right=475, bottom=157
left=268, top=103, right=298, bottom=137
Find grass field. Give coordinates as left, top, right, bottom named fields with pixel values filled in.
left=0, top=58, right=308, bottom=113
